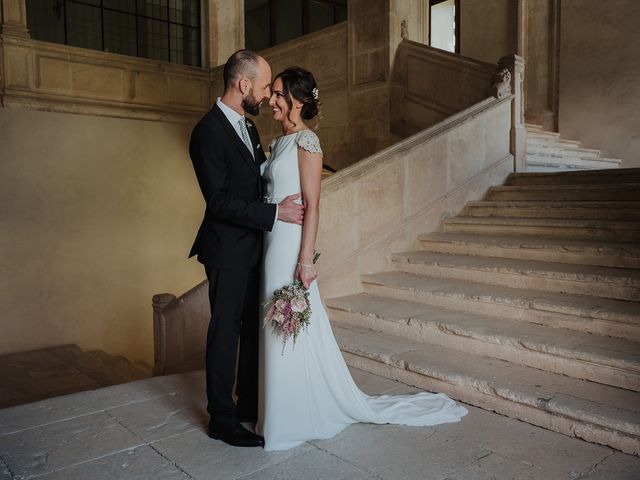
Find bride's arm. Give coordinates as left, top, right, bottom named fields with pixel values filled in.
left=295, top=147, right=323, bottom=289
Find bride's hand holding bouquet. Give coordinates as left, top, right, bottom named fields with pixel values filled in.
left=295, top=250, right=321, bottom=289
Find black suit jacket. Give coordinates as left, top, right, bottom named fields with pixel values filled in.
left=189, top=104, right=277, bottom=269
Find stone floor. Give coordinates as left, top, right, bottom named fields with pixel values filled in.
left=0, top=368, right=638, bottom=480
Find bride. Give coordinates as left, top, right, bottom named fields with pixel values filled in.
left=256, top=67, right=467, bottom=451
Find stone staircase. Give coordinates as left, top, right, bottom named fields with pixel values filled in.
left=326, top=168, right=640, bottom=456
left=0, top=345, right=152, bottom=409
left=526, top=124, right=622, bottom=171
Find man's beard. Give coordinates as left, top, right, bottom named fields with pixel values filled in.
left=242, top=89, right=261, bottom=116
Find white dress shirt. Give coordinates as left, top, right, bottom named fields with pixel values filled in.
left=216, top=97, right=278, bottom=229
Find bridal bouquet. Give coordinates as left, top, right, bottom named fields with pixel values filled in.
left=264, top=252, right=320, bottom=353
left=264, top=280, right=311, bottom=353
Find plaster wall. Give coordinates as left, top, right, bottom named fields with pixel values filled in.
left=559, top=0, right=640, bottom=167
left=0, top=108, right=204, bottom=363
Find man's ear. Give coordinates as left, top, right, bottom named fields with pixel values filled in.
left=239, top=77, right=250, bottom=95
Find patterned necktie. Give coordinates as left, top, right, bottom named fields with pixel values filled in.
left=238, top=118, right=255, bottom=159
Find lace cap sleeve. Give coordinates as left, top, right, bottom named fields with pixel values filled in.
left=296, top=130, right=322, bottom=155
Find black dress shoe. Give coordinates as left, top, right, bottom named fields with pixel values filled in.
left=208, top=422, right=264, bottom=447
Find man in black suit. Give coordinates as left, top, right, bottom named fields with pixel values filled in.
left=189, top=50, right=303, bottom=447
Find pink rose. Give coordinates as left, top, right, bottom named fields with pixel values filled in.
left=291, top=298, right=308, bottom=313
left=275, top=299, right=287, bottom=311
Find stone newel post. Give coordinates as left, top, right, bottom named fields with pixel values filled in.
left=499, top=54, right=527, bottom=172
left=1, top=0, right=30, bottom=37
left=152, top=293, right=177, bottom=376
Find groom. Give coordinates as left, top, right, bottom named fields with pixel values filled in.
left=189, top=50, right=304, bottom=447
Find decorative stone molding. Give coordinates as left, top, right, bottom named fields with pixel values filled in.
left=493, top=69, right=512, bottom=99
left=401, top=19, right=409, bottom=39
left=0, top=35, right=212, bottom=123
left=1, top=0, right=30, bottom=38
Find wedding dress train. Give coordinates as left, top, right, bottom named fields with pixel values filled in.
left=256, top=130, right=467, bottom=451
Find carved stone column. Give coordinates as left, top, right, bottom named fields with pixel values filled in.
left=499, top=54, right=527, bottom=171
left=520, top=0, right=560, bottom=131
left=1, top=0, right=30, bottom=38
left=204, top=0, right=244, bottom=69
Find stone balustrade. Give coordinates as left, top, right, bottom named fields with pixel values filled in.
left=0, top=35, right=212, bottom=123
left=390, top=39, right=500, bottom=137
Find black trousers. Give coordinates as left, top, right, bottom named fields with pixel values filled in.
left=204, top=265, right=259, bottom=427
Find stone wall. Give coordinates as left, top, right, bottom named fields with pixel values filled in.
left=459, top=0, right=517, bottom=65
left=0, top=108, right=204, bottom=363
left=558, top=0, right=640, bottom=168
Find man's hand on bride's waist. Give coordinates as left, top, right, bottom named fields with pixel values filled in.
left=277, top=193, right=304, bottom=225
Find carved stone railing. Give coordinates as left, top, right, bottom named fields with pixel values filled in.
left=0, top=35, right=212, bottom=123
left=391, top=39, right=526, bottom=171
left=152, top=280, right=209, bottom=376
left=391, top=40, right=499, bottom=137
left=153, top=93, right=515, bottom=375
left=391, top=40, right=500, bottom=136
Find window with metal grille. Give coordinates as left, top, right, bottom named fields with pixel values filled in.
left=26, top=0, right=201, bottom=67
left=245, top=0, right=347, bottom=52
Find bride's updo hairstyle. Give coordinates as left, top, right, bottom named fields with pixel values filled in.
left=274, top=66, right=319, bottom=125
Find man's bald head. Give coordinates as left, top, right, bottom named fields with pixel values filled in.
left=222, top=49, right=272, bottom=116
left=223, top=50, right=261, bottom=92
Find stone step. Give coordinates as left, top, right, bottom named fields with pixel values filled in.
left=463, top=200, right=640, bottom=220
left=526, top=132, right=583, bottom=147
left=526, top=153, right=622, bottom=170
left=485, top=183, right=640, bottom=202
left=390, top=251, right=640, bottom=301
left=442, top=216, right=640, bottom=242
left=527, top=143, right=602, bottom=158
left=506, top=169, right=640, bottom=186
left=526, top=130, right=561, bottom=141
left=332, top=324, right=640, bottom=455
left=328, top=294, right=640, bottom=390
left=526, top=136, right=586, bottom=148
left=358, top=270, right=640, bottom=340
left=525, top=165, right=592, bottom=172
left=418, top=232, right=640, bottom=269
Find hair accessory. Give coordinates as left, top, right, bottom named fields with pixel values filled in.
left=312, top=87, right=319, bottom=100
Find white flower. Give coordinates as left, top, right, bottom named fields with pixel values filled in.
left=312, top=87, right=319, bottom=100
left=273, top=313, right=285, bottom=325
left=275, top=299, right=287, bottom=311
left=291, top=298, right=308, bottom=313
left=245, top=120, right=252, bottom=129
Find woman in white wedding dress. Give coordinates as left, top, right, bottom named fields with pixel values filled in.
left=256, top=67, right=467, bottom=451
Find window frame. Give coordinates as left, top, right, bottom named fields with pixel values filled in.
left=27, top=0, right=202, bottom=67
left=428, top=0, right=460, bottom=54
